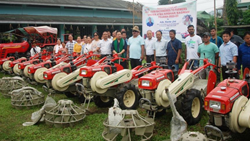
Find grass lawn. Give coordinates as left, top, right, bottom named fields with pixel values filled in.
left=0, top=64, right=250, bottom=140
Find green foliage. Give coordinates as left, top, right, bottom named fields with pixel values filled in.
left=207, top=17, right=224, bottom=36
left=241, top=9, right=250, bottom=25
left=226, top=0, right=239, bottom=25
left=158, top=0, right=185, bottom=5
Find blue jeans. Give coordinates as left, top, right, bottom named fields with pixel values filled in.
left=168, top=64, right=179, bottom=71
left=190, top=60, right=199, bottom=70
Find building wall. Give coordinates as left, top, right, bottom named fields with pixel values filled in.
left=0, top=4, right=135, bottom=19
left=241, top=0, right=250, bottom=3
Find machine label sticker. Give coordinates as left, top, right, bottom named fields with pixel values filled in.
left=34, top=65, right=42, bottom=69
left=24, top=63, right=30, bottom=65
left=212, top=95, right=221, bottom=98
left=92, top=68, right=101, bottom=71
left=230, top=92, right=239, bottom=101
left=217, top=91, right=225, bottom=93
left=51, top=70, right=61, bottom=74
left=156, top=76, right=164, bottom=80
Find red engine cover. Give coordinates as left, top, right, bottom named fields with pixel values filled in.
left=138, top=69, right=174, bottom=90
left=204, top=79, right=249, bottom=114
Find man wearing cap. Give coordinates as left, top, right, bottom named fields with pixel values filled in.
left=197, top=32, right=219, bottom=79
left=127, top=26, right=145, bottom=68
left=30, top=41, right=41, bottom=56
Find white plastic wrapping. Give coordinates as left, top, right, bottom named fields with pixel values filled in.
left=166, top=90, right=187, bottom=141
left=23, top=96, right=56, bottom=126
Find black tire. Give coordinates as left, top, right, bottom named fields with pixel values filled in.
left=64, top=92, right=76, bottom=98
left=78, top=94, right=86, bottom=103
left=77, top=94, right=92, bottom=103
left=147, top=109, right=166, bottom=118
left=93, top=96, right=114, bottom=108
left=181, top=89, right=203, bottom=125
left=117, top=84, right=140, bottom=110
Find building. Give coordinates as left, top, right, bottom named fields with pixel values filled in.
left=238, top=0, right=250, bottom=10
left=0, top=0, right=142, bottom=41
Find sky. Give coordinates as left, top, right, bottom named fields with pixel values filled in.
left=124, top=0, right=224, bottom=12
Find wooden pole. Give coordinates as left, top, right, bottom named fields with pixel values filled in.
left=133, top=0, right=134, bottom=27
left=214, top=0, right=218, bottom=45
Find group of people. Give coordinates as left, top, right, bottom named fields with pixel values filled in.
left=30, top=25, right=250, bottom=81
left=185, top=25, right=250, bottom=80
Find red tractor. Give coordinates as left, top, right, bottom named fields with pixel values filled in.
left=76, top=58, right=162, bottom=109
left=2, top=50, right=46, bottom=74
left=204, top=61, right=250, bottom=133
left=0, top=56, right=16, bottom=71
left=0, top=26, right=57, bottom=59
left=139, top=58, right=217, bottom=125
left=43, top=51, right=99, bottom=88
left=28, top=52, right=78, bottom=83
left=16, top=50, right=52, bottom=77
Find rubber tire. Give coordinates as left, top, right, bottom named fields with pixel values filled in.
left=117, top=84, right=140, bottom=110
left=78, top=94, right=86, bottom=103
left=93, top=96, right=114, bottom=108
left=181, top=89, right=203, bottom=125
left=147, top=109, right=166, bottom=118
left=64, top=92, right=76, bottom=98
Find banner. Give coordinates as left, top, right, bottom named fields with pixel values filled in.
left=142, top=0, right=197, bottom=42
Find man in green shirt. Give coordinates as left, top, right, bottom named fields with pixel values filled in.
left=197, top=32, right=219, bottom=79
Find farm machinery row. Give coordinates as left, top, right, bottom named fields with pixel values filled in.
left=1, top=25, right=250, bottom=140
left=2, top=51, right=250, bottom=140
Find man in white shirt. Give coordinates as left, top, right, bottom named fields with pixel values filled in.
left=145, top=30, right=156, bottom=63
left=30, top=41, right=41, bottom=56
left=185, top=25, right=202, bottom=70
left=153, top=30, right=168, bottom=64
left=97, top=31, right=113, bottom=58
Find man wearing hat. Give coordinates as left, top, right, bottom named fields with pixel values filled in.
left=30, top=40, right=41, bottom=57
left=127, top=26, right=145, bottom=68
left=197, top=32, right=219, bottom=79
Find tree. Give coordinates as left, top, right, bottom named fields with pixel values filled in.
left=225, top=0, right=239, bottom=25
left=223, top=0, right=228, bottom=25
left=158, top=0, right=185, bottom=5
left=241, top=9, right=250, bottom=25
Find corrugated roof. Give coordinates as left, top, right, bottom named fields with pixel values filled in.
left=0, top=14, right=142, bottom=25
left=0, top=0, right=132, bottom=11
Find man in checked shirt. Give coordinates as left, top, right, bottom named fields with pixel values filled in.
left=66, top=34, right=76, bottom=54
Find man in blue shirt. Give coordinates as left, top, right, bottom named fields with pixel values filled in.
left=167, top=29, right=182, bottom=71
left=147, top=17, right=154, bottom=27
left=210, top=28, right=223, bottom=48
left=237, top=31, right=250, bottom=75
left=210, top=28, right=223, bottom=82
left=127, top=26, right=145, bottom=68
left=218, top=31, right=238, bottom=80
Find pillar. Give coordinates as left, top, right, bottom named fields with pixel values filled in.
left=120, top=25, right=124, bottom=31
left=60, top=24, right=65, bottom=42
left=92, top=25, right=97, bottom=36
